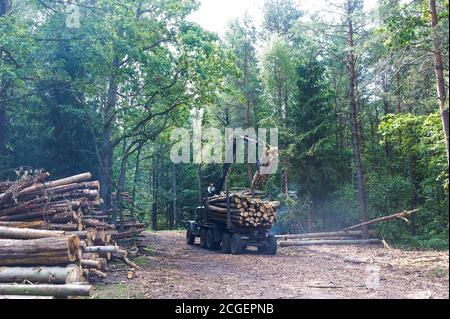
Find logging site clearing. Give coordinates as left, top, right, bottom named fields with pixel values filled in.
left=93, top=231, right=449, bottom=299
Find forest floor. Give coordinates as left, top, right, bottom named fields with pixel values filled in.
left=93, top=230, right=449, bottom=299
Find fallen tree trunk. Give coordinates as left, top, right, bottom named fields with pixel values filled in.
left=84, top=219, right=115, bottom=230
left=80, top=259, right=103, bottom=270
left=0, top=226, right=65, bottom=239
left=0, top=235, right=80, bottom=266
left=340, top=209, right=420, bottom=232
left=83, top=246, right=119, bottom=254
left=0, top=265, right=82, bottom=284
left=0, top=295, right=55, bottom=299
left=46, top=223, right=82, bottom=231
left=0, top=221, right=48, bottom=229
left=66, top=230, right=96, bottom=242
left=275, top=230, right=374, bottom=241
left=279, top=239, right=381, bottom=247
left=0, top=284, right=93, bottom=297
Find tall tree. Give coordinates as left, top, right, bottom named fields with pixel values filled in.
left=225, top=15, right=259, bottom=188
left=429, top=0, right=449, bottom=164
left=345, top=0, right=369, bottom=239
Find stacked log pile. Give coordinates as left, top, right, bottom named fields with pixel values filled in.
left=0, top=171, right=141, bottom=298
left=206, top=193, right=279, bottom=228
left=0, top=226, right=90, bottom=298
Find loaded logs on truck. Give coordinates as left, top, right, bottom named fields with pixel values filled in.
left=206, top=193, right=279, bottom=228
left=0, top=170, right=143, bottom=298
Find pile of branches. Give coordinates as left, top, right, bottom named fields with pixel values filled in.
left=206, top=192, right=279, bottom=228
left=0, top=171, right=141, bottom=299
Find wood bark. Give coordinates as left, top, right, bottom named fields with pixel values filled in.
left=0, top=235, right=80, bottom=266
left=0, top=265, right=82, bottom=284
left=275, top=230, right=371, bottom=240
left=80, top=259, right=103, bottom=270
left=0, top=226, right=64, bottom=239
left=172, top=163, right=177, bottom=229
left=130, top=146, right=141, bottom=218
left=83, top=245, right=119, bottom=254
left=0, top=221, right=48, bottom=229
left=279, top=239, right=381, bottom=247
left=0, top=284, right=93, bottom=297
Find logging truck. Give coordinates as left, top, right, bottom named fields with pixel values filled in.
left=186, top=137, right=277, bottom=255
left=186, top=205, right=277, bottom=255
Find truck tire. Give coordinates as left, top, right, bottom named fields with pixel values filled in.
left=221, top=233, right=231, bottom=254
left=200, top=229, right=207, bottom=249
left=230, top=233, right=244, bottom=255
left=186, top=228, right=195, bottom=245
left=206, top=229, right=219, bottom=250
left=265, top=235, right=277, bottom=255
left=257, top=245, right=266, bottom=254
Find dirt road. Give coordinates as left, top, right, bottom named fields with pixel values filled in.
left=94, top=231, right=449, bottom=299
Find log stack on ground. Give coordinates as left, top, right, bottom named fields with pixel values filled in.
left=276, top=230, right=381, bottom=247
left=206, top=192, right=279, bottom=228
left=0, top=170, right=143, bottom=298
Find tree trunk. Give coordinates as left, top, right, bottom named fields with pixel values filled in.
left=197, top=164, right=202, bottom=206
left=279, top=239, right=381, bottom=247
left=0, top=265, right=82, bottom=284
left=172, top=163, right=177, bottom=229
left=0, top=226, right=65, bottom=239
left=83, top=245, right=120, bottom=254
left=130, top=146, right=142, bottom=219
left=276, top=230, right=371, bottom=240
left=243, top=38, right=254, bottom=190
left=0, top=236, right=80, bottom=266
left=111, top=138, right=127, bottom=228
left=0, top=284, right=93, bottom=297
left=382, top=74, right=393, bottom=170
left=80, top=259, right=103, bottom=270
left=347, top=0, right=369, bottom=239
left=306, top=191, right=313, bottom=232
left=100, top=56, right=120, bottom=211
left=429, top=0, right=449, bottom=165
left=152, top=152, right=158, bottom=231
left=0, top=221, right=48, bottom=229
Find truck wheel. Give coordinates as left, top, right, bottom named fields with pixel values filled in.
left=221, top=233, right=231, bottom=254
left=206, top=229, right=219, bottom=250
left=230, top=233, right=244, bottom=255
left=257, top=245, right=266, bottom=254
left=200, top=229, right=207, bottom=249
left=264, top=235, right=277, bottom=255
left=186, top=228, right=195, bottom=246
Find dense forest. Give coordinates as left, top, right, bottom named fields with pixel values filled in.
left=0, top=0, right=448, bottom=249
